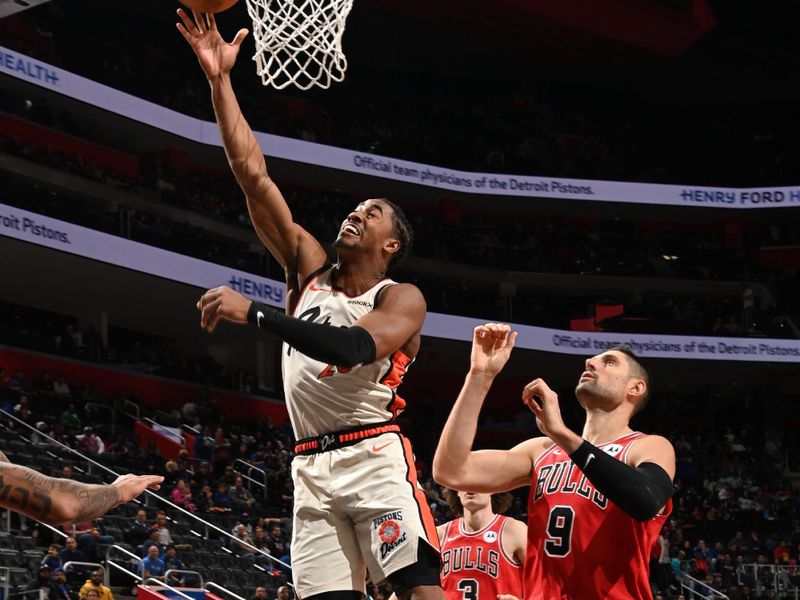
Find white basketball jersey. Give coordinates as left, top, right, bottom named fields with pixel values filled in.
left=282, top=266, right=414, bottom=440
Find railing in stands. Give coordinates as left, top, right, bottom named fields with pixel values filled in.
left=143, top=578, right=197, bottom=600
left=0, top=566, right=32, bottom=599
left=679, top=572, right=729, bottom=599
left=233, top=459, right=268, bottom=500
left=63, top=561, right=104, bottom=580
left=739, top=563, right=800, bottom=599
left=165, top=569, right=204, bottom=588
left=0, top=409, right=292, bottom=586
left=106, top=544, right=144, bottom=587
left=121, top=398, right=141, bottom=421
left=205, top=581, right=247, bottom=600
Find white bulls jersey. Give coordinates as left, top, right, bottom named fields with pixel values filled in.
left=282, top=266, right=414, bottom=440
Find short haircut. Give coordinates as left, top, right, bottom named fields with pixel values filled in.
left=442, top=488, right=513, bottom=517
left=378, top=198, right=413, bottom=269
left=608, top=344, right=651, bottom=413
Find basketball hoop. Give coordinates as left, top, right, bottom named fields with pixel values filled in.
left=245, top=0, right=354, bottom=90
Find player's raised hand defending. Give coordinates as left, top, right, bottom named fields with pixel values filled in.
left=197, top=285, right=252, bottom=332
left=177, top=8, right=248, bottom=80
left=469, top=323, right=517, bottom=378
left=522, top=378, right=569, bottom=441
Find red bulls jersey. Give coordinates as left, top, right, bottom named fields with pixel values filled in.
left=525, top=432, right=671, bottom=600
left=441, top=515, right=523, bottom=600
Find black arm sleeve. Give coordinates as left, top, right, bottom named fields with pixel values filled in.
left=247, top=302, right=376, bottom=367
left=568, top=440, right=673, bottom=522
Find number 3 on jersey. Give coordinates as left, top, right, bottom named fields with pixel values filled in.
left=544, top=505, right=575, bottom=558
left=456, top=579, right=478, bottom=600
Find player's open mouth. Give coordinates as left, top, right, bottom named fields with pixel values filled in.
left=579, top=372, right=594, bottom=381
left=342, top=224, right=361, bottom=237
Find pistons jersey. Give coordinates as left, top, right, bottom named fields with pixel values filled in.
left=282, top=266, right=413, bottom=439
left=440, top=515, right=523, bottom=600
left=525, top=432, right=671, bottom=600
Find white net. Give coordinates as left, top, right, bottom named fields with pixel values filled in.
left=245, top=0, right=355, bottom=90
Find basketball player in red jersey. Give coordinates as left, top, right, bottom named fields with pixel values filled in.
left=439, top=490, right=525, bottom=600
left=433, top=324, right=675, bottom=600
left=178, top=10, right=442, bottom=600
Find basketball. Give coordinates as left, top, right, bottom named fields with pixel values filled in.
left=178, top=0, right=238, bottom=13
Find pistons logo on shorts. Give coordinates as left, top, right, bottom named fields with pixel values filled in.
left=378, top=520, right=401, bottom=544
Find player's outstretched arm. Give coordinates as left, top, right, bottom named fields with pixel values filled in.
left=0, top=461, right=162, bottom=524
left=177, top=10, right=326, bottom=281
left=197, top=282, right=424, bottom=368
left=433, top=325, right=543, bottom=493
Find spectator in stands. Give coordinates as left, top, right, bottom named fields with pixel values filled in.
left=163, top=460, right=181, bottom=491
left=53, top=376, right=71, bottom=398
left=195, top=484, right=215, bottom=513
left=76, top=426, right=105, bottom=454
left=175, top=449, right=192, bottom=473
left=50, top=568, right=76, bottom=600
left=220, top=465, right=237, bottom=487
left=41, top=543, right=63, bottom=570
left=60, top=403, right=81, bottom=431
left=152, top=513, right=173, bottom=546
left=193, top=426, right=215, bottom=462
left=230, top=475, right=256, bottom=515
left=70, top=520, right=115, bottom=562
left=230, top=522, right=255, bottom=560
left=164, top=544, right=191, bottom=586
left=190, top=461, right=213, bottom=493
left=32, top=420, right=52, bottom=446
left=266, top=525, right=290, bottom=573
left=59, top=536, right=86, bottom=565
left=13, top=394, right=29, bottom=416
left=79, top=569, right=113, bottom=600
left=142, top=528, right=164, bottom=557
left=142, top=545, right=167, bottom=582
left=211, top=482, right=233, bottom=511
left=126, top=509, right=150, bottom=550
left=27, top=565, right=53, bottom=595
left=171, top=479, right=196, bottom=512
left=773, top=540, right=792, bottom=562
left=251, top=525, right=268, bottom=552
left=275, top=587, right=291, bottom=600
left=61, top=465, right=73, bottom=480
left=249, top=586, right=268, bottom=600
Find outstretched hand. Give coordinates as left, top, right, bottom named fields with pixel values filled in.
left=176, top=8, right=248, bottom=80
left=469, top=323, right=517, bottom=378
left=111, top=474, right=164, bottom=504
left=197, top=285, right=253, bottom=332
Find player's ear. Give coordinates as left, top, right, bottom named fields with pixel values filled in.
left=384, top=238, right=400, bottom=256
left=627, top=378, right=646, bottom=403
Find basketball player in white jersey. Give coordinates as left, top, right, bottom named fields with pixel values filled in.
left=179, top=10, right=443, bottom=600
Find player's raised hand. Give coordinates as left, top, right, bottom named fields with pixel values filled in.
left=522, top=378, right=568, bottom=439
left=177, top=8, right=248, bottom=80
left=197, top=285, right=252, bottom=332
left=469, top=323, right=517, bottom=378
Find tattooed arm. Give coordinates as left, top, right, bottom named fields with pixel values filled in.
left=0, top=462, right=162, bottom=524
